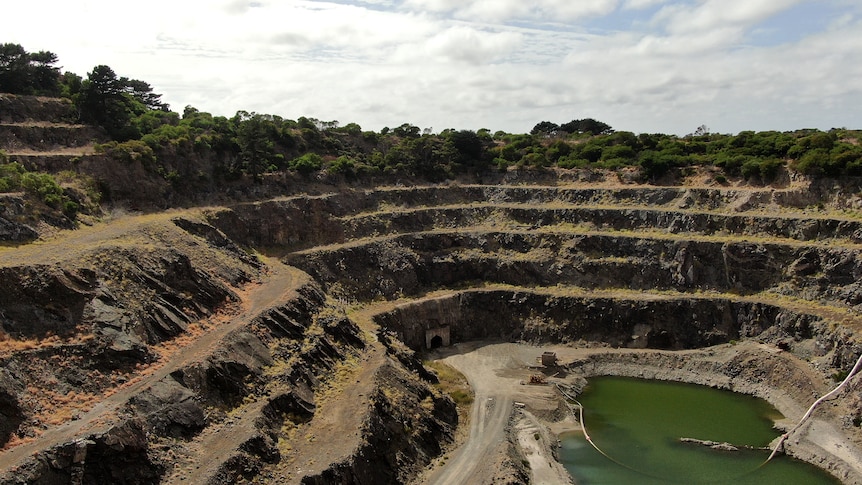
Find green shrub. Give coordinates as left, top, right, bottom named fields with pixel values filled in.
left=21, top=172, right=64, bottom=206
left=290, top=153, right=323, bottom=175
left=327, top=155, right=355, bottom=175
left=0, top=162, right=25, bottom=192
left=449, top=389, right=473, bottom=406
left=62, top=200, right=80, bottom=217
left=96, top=140, right=156, bottom=166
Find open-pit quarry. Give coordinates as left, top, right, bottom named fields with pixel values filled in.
left=3, top=164, right=862, bottom=483
left=0, top=96, right=862, bottom=484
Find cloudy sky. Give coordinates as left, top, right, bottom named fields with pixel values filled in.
left=6, top=0, right=862, bottom=135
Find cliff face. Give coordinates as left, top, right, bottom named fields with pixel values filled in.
left=285, top=230, right=862, bottom=310
left=371, top=289, right=853, bottom=357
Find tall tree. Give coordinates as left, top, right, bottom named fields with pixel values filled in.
left=78, top=65, right=133, bottom=138
left=235, top=112, right=278, bottom=182
left=0, top=43, right=31, bottom=93
left=122, top=78, right=169, bottom=111
left=0, top=44, right=61, bottom=95
left=28, top=50, right=61, bottom=95
left=560, top=118, right=613, bottom=136
left=531, top=121, right=560, bottom=135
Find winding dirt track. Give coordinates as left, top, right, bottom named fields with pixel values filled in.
left=424, top=342, right=567, bottom=485
left=0, top=259, right=306, bottom=475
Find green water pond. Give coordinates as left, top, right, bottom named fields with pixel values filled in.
left=559, top=376, right=840, bottom=484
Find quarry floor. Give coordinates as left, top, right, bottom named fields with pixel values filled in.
left=417, top=341, right=862, bottom=485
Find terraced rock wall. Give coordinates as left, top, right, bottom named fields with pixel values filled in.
left=0, top=212, right=457, bottom=485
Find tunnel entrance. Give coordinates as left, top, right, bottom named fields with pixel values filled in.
left=425, top=325, right=450, bottom=349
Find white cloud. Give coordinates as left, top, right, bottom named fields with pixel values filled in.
left=653, top=0, right=805, bottom=34
left=2, top=0, right=861, bottom=135
left=404, top=0, right=620, bottom=22
left=623, top=0, right=669, bottom=10
left=423, top=26, right=523, bottom=64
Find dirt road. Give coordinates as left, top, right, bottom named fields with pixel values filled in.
left=424, top=342, right=574, bottom=485
left=0, top=259, right=306, bottom=474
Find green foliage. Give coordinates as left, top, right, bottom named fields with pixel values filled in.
left=290, top=153, right=323, bottom=175
left=449, top=389, right=473, bottom=406
left=560, top=118, right=613, bottom=135
left=75, top=65, right=169, bottom=141
left=0, top=43, right=62, bottom=95
left=832, top=369, right=850, bottom=382
left=19, top=172, right=68, bottom=209
left=327, top=155, right=355, bottom=175
left=393, top=123, right=421, bottom=138
left=15, top=41, right=862, bottom=191
left=95, top=140, right=156, bottom=166
left=531, top=121, right=560, bottom=135
left=447, top=129, right=486, bottom=170
left=0, top=161, right=25, bottom=192
left=0, top=162, right=87, bottom=218
left=235, top=111, right=281, bottom=181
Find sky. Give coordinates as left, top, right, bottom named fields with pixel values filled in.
left=5, top=0, right=862, bottom=135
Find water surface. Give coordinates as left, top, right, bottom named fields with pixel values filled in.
left=560, top=377, right=839, bottom=484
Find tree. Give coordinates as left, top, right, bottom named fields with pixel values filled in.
left=76, top=65, right=170, bottom=140
left=122, top=78, right=169, bottom=111
left=0, top=43, right=31, bottom=93
left=28, top=50, right=61, bottom=95
left=0, top=44, right=62, bottom=95
left=560, top=118, right=613, bottom=136
left=235, top=112, right=278, bottom=181
left=531, top=121, right=560, bottom=135
left=691, top=124, right=710, bottom=137
left=393, top=123, right=420, bottom=138
left=78, top=65, right=137, bottom=139
left=448, top=130, right=484, bottom=164
left=60, top=71, right=83, bottom=98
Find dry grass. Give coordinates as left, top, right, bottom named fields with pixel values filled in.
left=313, top=353, right=361, bottom=408
left=0, top=329, right=92, bottom=358
left=424, top=361, right=473, bottom=410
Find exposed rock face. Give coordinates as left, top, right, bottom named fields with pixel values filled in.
left=0, top=266, right=98, bottom=338
left=0, top=124, right=104, bottom=152
left=0, top=95, right=78, bottom=124
left=0, top=250, right=238, bottom=344
left=0, top=196, right=39, bottom=242
left=0, top=371, right=25, bottom=446
left=128, top=378, right=207, bottom=439
left=300, top=360, right=457, bottom=485
left=286, top=230, right=862, bottom=310
left=372, top=290, right=831, bottom=351
left=9, top=420, right=162, bottom=485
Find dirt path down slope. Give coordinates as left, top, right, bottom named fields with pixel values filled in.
left=0, top=258, right=307, bottom=475
left=424, top=342, right=574, bottom=485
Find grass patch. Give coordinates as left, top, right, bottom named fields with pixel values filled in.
left=424, top=360, right=473, bottom=408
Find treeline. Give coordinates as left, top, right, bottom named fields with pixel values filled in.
left=3, top=42, right=862, bottom=193
left=510, top=126, right=862, bottom=181
left=1, top=43, right=168, bottom=140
